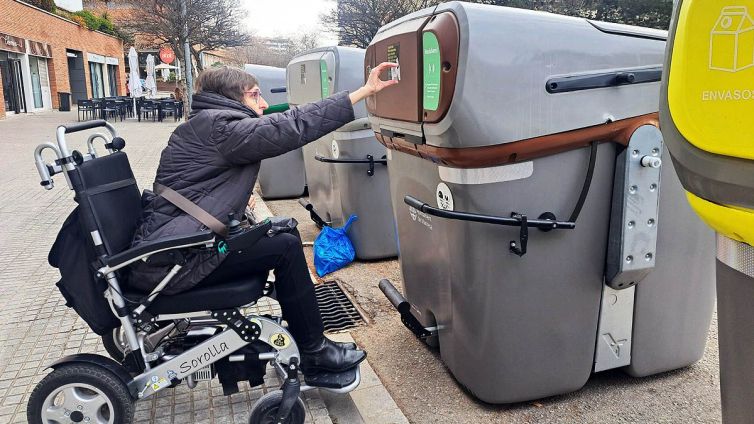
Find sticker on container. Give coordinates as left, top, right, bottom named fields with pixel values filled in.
left=270, top=333, right=291, bottom=349
left=436, top=182, right=454, bottom=211
left=387, top=43, right=401, bottom=81
left=320, top=60, right=330, bottom=98
left=423, top=32, right=441, bottom=112
left=331, top=140, right=340, bottom=159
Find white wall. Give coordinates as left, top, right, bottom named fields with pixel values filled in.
left=54, top=0, right=83, bottom=12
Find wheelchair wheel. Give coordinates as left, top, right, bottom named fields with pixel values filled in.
left=27, top=362, right=134, bottom=424
left=249, top=390, right=306, bottom=424
left=102, top=327, right=129, bottom=362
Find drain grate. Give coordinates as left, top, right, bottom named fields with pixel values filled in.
left=315, top=281, right=365, bottom=332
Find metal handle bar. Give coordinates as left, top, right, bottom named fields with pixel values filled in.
left=56, top=120, right=118, bottom=170
left=86, top=133, right=115, bottom=158
left=34, top=143, right=65, bottom=190
left=59, top=119, right=118, bottom=135
left=378, top=279, right=433, bottom=339
left=315, top=154, right=387, bottom=176
left=298, top=199, right=329, bottom=228
left=270, top=87, right=287, bottom=93
left=546, top=66, right=663, bottom=94
left=403, top=195, right=575, bottom=230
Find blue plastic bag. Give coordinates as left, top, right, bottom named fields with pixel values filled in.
left=314, top=215, right=358, bottom=277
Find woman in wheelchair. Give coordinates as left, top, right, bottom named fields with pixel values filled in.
left=128, top=63, right=398, bottom=376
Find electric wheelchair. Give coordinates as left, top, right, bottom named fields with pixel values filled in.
left=29, top=120, right=361, bottom=424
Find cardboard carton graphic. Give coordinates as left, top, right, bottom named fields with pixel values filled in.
left=710, top=6, right=754, bottom=72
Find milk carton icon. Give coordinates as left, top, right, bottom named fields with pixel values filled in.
left=710, top=6, right=754, bottom=72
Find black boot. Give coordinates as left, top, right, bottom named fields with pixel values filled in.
left=300, top=337, right=366, bottom=374
left=335, top=341, right=357, bottom=350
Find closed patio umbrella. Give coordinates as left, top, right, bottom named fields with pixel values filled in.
left=128, top=47, right=142, bottom=118
left=144, top=54, right=157, bottom=98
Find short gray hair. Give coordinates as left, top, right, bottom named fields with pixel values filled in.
left=195, top=66, right=259, bottom=104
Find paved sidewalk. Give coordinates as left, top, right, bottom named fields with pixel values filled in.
left=0, top=112, right=338, bottom=424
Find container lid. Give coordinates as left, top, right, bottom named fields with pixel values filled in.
left=588, top=21, right=668, bottom=41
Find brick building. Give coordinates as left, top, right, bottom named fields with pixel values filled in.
left=84, top=0, right=240, bottom=78
left=0, top=0, right=126, bottom=119
left=83, top=0, right=185, bottom=84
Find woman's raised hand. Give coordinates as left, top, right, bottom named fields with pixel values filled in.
left=349, top=62, right=399, bottom=105
left=365, top=62, right=400, bottom=95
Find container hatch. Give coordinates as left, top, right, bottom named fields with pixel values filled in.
left=366, top=11, right=460, bottom=126
left=287, top=51, right=335, bottom=106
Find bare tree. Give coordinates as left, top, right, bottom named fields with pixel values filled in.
left=323, top=0, right=439, bottom=48
left=118, top=0, right=252, bottom=73
left=481, top=0, right=674, bottom=29
left=323, top=0, right=672, bottom=48
left=229, top=32, right=322, bottom=68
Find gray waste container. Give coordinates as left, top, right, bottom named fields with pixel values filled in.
left=370, top=2, right=715, bottom=404
left=286, top=47, right=398, bottom=260
left=244, top=64, right=307, bottom=200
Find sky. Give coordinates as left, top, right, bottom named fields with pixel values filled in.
left=242, top=0, right=339, bottom=46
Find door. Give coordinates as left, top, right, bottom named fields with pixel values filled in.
left=0, top=58, right=16, bottom=113
left=90, top=62, right=104, bottom=98
left=107, top=64, right=118, bottom=96
left=10, top=59, right=26, bottom=113
left=29, top=56, right=44, bottom=109
left=67, top=51, right=87, bottom=105
left=38, top=58, right=51, bottom=109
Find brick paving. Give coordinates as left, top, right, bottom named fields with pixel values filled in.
left=0, top=111, right=332, bottom=424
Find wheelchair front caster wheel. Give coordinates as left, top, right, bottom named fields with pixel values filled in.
left=27, top=362, right=134, bottom=424
left=249, top=390, right=306, bottom=424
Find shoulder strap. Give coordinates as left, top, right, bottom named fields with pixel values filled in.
left=153, top=183, right=228, bottom=237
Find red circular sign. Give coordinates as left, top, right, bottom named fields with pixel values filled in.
left=159, top=47, right=175, bottom=64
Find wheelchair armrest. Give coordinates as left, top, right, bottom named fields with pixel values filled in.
left=104, top=231, right=215, bottom=270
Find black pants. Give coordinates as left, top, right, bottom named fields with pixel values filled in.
left=200, top=232, right=324, bottom=346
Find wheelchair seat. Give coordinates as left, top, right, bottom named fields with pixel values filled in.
left=124, top=272, right=269, bottom=315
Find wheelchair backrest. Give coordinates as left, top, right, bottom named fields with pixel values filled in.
left=73, top=151, right=143, bottom=256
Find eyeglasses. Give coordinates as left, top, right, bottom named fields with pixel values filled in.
left=244, top=90, right=261, bottom=100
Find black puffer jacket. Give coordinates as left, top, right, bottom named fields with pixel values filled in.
left=129, top=90, right=355, bottom=294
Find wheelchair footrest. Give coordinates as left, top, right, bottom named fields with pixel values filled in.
left=303, top=366, right=358, bottom=389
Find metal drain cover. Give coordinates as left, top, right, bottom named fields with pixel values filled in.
left=315, top=281, right=364, bottom=332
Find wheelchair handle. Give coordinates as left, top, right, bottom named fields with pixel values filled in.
left=86, top=133, right=114, bottom=157
left=56, top=120, right=118, bottom=171
left=59, top=119, right=117, bottom=134
left=34, top=142, right=65, bottom=190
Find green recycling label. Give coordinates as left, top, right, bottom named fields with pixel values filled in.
left=320, top=60, right=330, bottom=98
left=422, top=32, right=441, bottom=111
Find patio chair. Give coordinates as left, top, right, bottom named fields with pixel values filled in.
left=77, top=100, right=95, bottom=122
